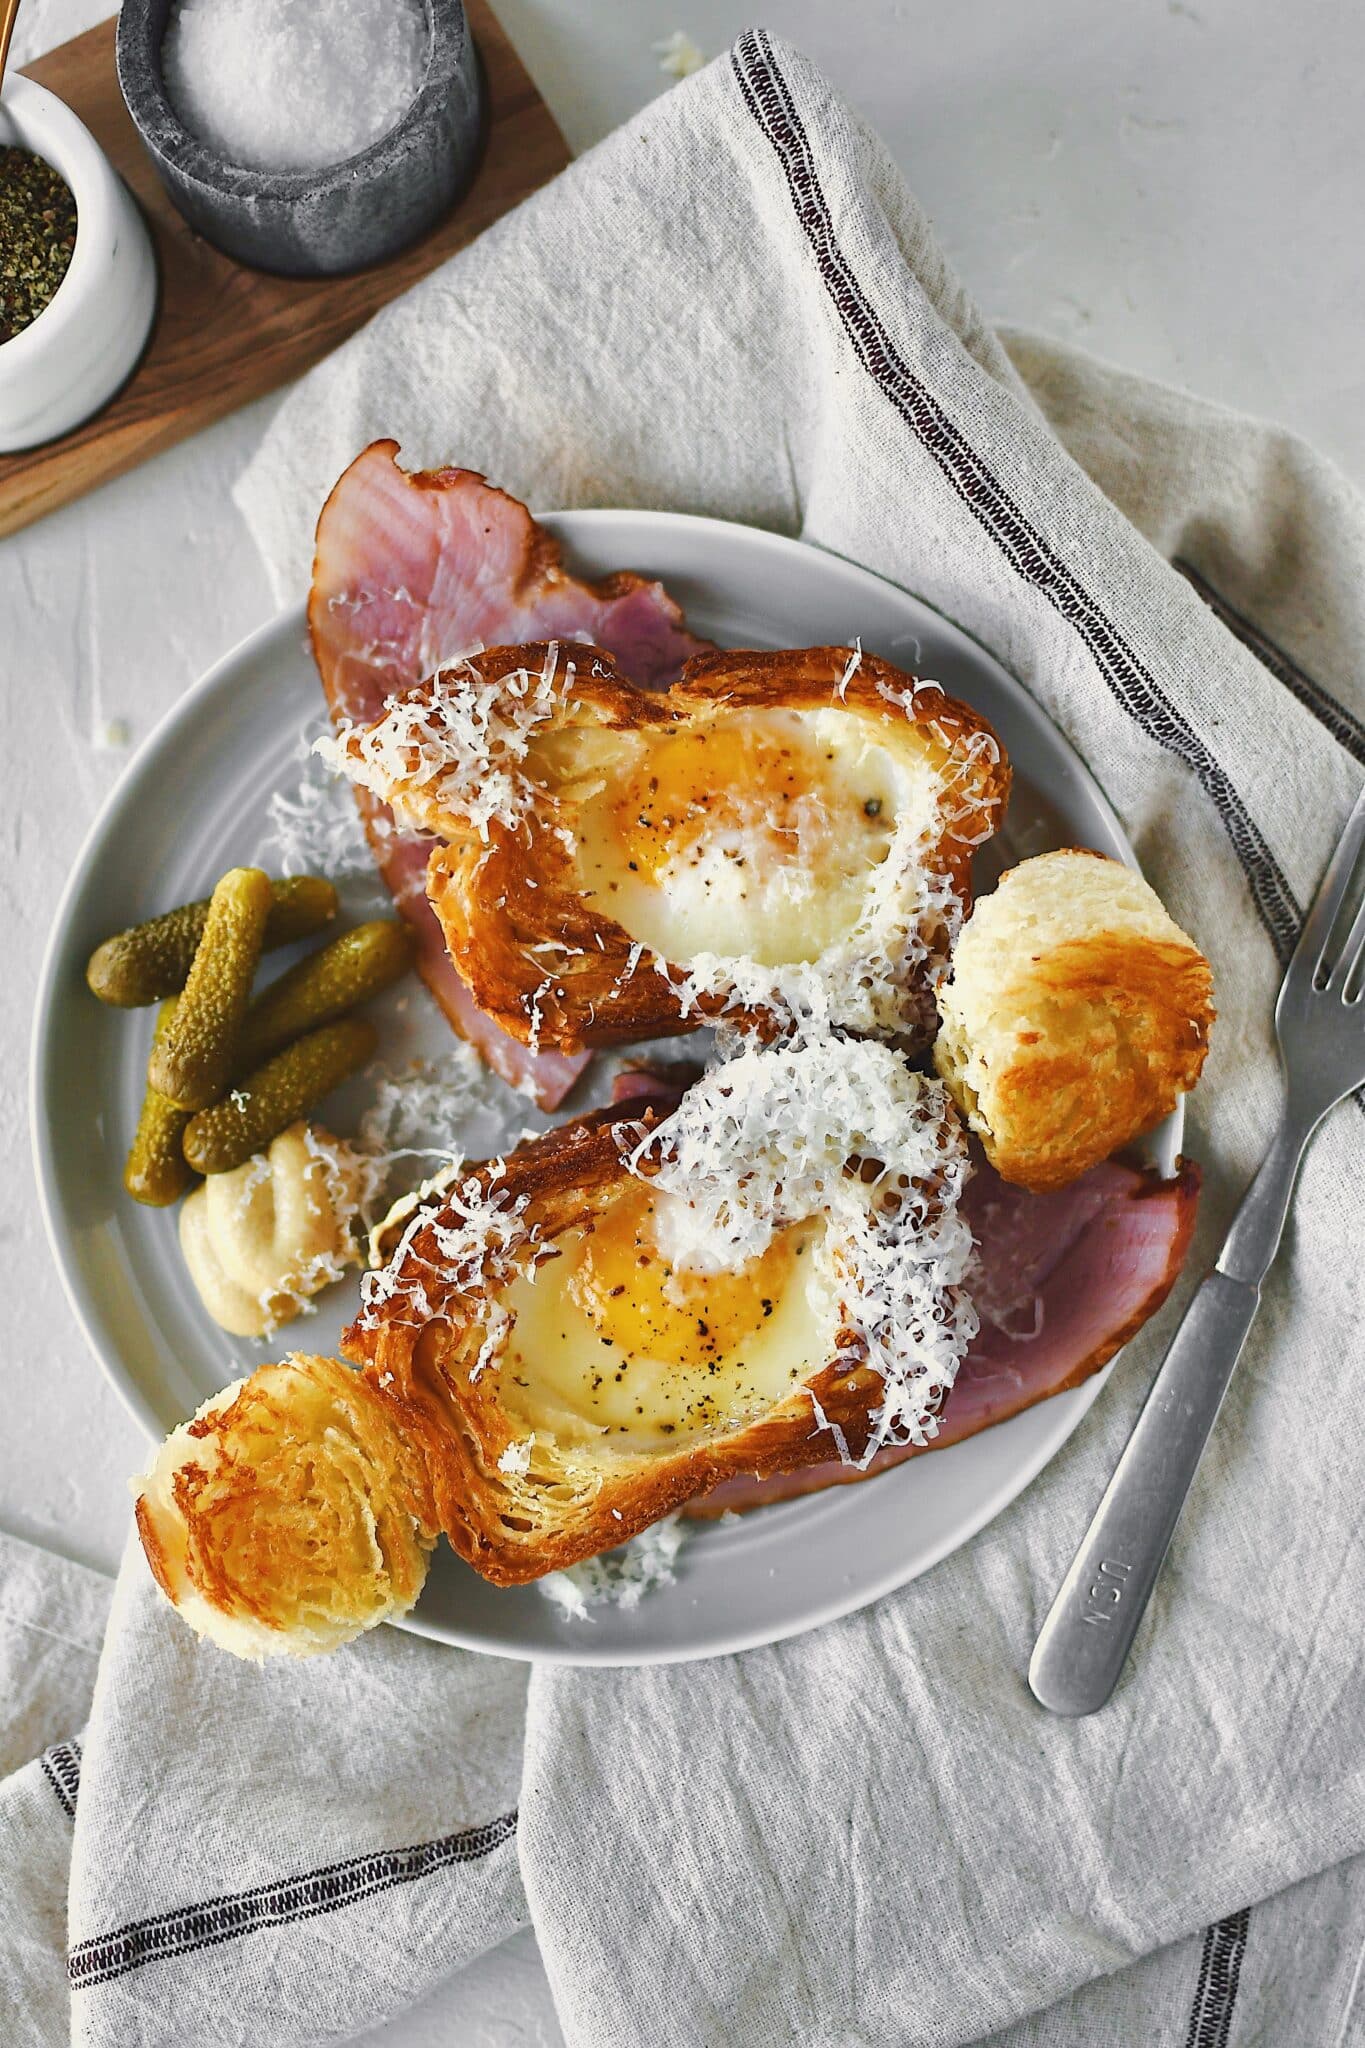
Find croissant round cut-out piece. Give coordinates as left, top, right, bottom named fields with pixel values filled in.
left=934, top=849, right=1214, bottom=1191
left=134, top=1354, right=435, bottom=1659
left=318, top=641, right=1009, bottom=1054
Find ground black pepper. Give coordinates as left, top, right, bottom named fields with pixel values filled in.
left=0, top=146, right=78, bottom=345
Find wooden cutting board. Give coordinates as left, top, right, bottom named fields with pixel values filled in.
left=1, top=5, right=569, bottom=538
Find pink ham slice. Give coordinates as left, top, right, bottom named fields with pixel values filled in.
left=608, top=1064, right=699, bottom=1107
left=686, top=1154, right=1200, bottom=1517
left=308, top=440, right=710, bottom=1108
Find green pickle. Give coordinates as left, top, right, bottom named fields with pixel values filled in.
left=183, top=1018, right=378, bottom=1176
left=149, top=867, right=273, bottom=1111
left=235, top=919, right=414, bottom=1071
left=87, top=875, right=337, bottom=1008
left=124, top=1000, right=196, bottom=1206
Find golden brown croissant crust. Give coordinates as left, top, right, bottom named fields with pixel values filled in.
left=934, top=848, right=1214, bottom=1190
left=135, top=1353, right=435, bottom=1657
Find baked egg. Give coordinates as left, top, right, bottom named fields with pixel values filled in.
left=571, top=704, right=934, bottom=971
left=498, top=1183, right=836, bottom=1450
left=322, top=641, right=1009, bottom=1051
left=341, top=1039, right=978, bottom=1585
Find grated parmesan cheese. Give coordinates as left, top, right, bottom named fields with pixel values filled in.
left=538, top=1516, right=688, bottom=1619
left=316, top=642, right=576, bottom=843
left=262, top=718, right=381, bottom=879
left=356, top=1045, right=490, bottom=1177
left=347, top=1044, right=537, bottom=1282
left=355, top=1167, right=533, bottom=1377
left=629, top=1038, right=978, bottom=1463
left=655, top=29, right=705, bottom=79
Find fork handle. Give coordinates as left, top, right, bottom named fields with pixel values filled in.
left=1028, top=1270, right=1262, bottom=1716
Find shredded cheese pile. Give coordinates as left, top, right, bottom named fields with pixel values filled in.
left=655, top=29, right=705, bottom=79
left=630, top=1038, right=978, bottom=1462
left=263, top=719, right=381, bottom=880
left=355, top=1046, right=500, bottom=1193
left=356, top=1168, right=532, bottom=1378
left=538, top=1516, right=688, bottom=1619
left=349, top=1046, right=544, bottom=1360
left=316, top=642, right=574, bottom=842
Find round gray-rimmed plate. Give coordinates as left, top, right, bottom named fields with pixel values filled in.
left=31, top=511, right=1178, bottom=1665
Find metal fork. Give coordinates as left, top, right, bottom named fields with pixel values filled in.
left=1030, top=781, right=1365, bottom=1716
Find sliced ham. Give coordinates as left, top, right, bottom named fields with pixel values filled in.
left=608, top=1064, right=699, bottom=1107
left=308, top=441, right=710, bottom=1108
left=687, top=1153, right=1200, bottom=1516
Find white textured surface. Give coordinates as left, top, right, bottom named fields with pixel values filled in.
left=5, top=1, right=1362, bottom=2041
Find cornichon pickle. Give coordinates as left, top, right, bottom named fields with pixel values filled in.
left=124, top=1000, right=196, bottom=1207
left=235, top=920, right=414, bottom=1071
left=149, top=867, right=273, bottom=1111
left=183, top=1018, right=378, bottom=1175
left=87, top=875, right=338, bottom=1007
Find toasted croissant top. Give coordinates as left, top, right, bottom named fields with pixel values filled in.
left=933, top=849, right=1214, bottom=1190
left=134, top=1355, right=434, bottom=1658
left=319, top=642, right=1009, bottom=1052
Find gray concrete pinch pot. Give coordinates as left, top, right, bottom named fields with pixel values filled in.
left=116, top=0, right=483, bottom=277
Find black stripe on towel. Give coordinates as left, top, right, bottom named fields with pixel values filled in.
left=41, top=1738, right=81, bottom=1820
left=1184, top=1909, right=1250, bottom=2048
left=1175, top=558, right=1365, bottom=767
left=68, top=1810, right=517, bottom=1990
left=731, top=28, right=1301, bottom=963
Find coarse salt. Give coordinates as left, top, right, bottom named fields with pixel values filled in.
left=162, top=0, right=429, bottom=175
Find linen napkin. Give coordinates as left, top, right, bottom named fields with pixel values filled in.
left=7, top=29, right=1365, bottom=2047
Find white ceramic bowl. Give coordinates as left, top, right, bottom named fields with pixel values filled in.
left=0, top=75, right=157, bottom=453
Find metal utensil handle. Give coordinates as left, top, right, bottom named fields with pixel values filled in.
left=1028, top=1270, right=1262, bottom=1717
left=0, top=0, right=22, bottom=93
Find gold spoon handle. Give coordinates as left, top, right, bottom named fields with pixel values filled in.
left=0, top=0, right=24, bottom=98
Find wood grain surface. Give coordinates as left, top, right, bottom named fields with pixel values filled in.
left=2, top=4, right=568, bottom=538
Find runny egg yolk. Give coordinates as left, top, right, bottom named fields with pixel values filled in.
left=566, top=1184, right=798, bottom=1369
left=610, top=722, right=867, bottom=883
left=496, top=1184, right=833, bottom=1443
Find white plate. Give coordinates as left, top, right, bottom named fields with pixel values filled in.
left=31, top=512, right=1178, bottom=1665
